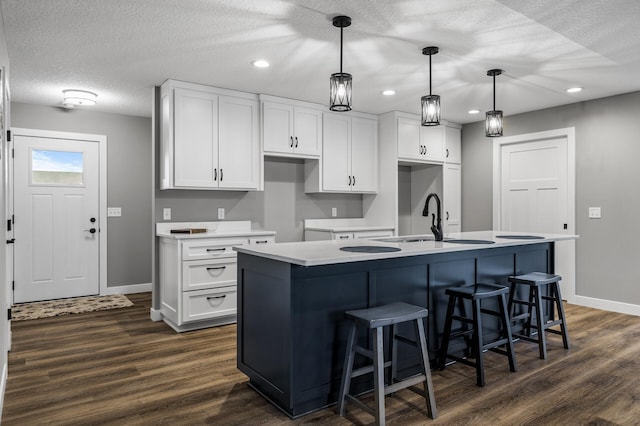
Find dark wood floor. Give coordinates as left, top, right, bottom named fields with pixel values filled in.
left=2, top=292, right=639, bottom=425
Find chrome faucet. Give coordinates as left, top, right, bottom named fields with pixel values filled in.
left=422, top=193, right=443, bottom=241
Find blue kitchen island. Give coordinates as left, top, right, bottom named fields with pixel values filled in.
left=235, top=231, right=576, bottom=418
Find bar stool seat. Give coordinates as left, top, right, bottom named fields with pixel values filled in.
left=438, top=283, right=517, bottom=387
left=508, top=272, right=570, bottom=359
left=337, top=302, right=437, bottom=426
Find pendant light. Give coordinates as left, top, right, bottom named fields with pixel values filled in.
left=485, top=69, right=504, bottom=137
left=421, top=46, right=440, bottom=126
left=329, top=15, right=352, bottom=112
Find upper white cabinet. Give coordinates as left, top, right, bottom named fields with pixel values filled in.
left=160, top=79, right=261, bottom=190
left=445, top=125, right=461, bottom=164
left=319, top=112, right=378, bottom=193
left=397, top=114, right=444, bottom=163
left=261, top=95, right=322, bottom=158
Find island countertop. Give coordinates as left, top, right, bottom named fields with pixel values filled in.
left=234, top=230, right=578, bottom=266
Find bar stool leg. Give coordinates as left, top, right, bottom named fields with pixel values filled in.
left=553, top=282, right=571, bottom=349
left=337, top=321, right=357, bottom=416
left=472, top=298, right=485, bottom=387
left=498, top=292, right=517, bottom=372
left=372, top=327, right=386, bottom=426
left=525, top=286, right=535, bottom=337
left=532, top=286, right=547, bottom=360
left=439, top=294, right=457, bottom=370
left=390, top=324, right=398, bottom=386
left=414, top=319, right=438, bottom=419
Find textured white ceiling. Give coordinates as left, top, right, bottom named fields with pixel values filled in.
left=2, top=0, right=639, bottom=123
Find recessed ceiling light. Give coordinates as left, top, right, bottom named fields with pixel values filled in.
left=62, top=89, right=97, bottom=107
left=566, top=87, right=583, bottom=93
left=468, top=109, right=480, bottom=114
left=382, top=90, right=395, bottom=96
left=252, top=59, right=270, bottom=68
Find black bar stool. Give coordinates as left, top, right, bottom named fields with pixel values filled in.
left=438, top=283, right=517, bottom=387
left=337, top=302, right=437, bottom=426
left=507, top=272, right=570, bottom=359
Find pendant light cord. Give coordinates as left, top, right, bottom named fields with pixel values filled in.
left=492, top=73, right=496, bottom=110
left=429, top=54, right=432, bottom=96
left=339, top=26, right=343, bottom=73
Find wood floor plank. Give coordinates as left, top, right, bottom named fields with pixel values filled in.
left=2, top=292, right=639, bottom=425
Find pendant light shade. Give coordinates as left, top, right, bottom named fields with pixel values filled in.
left=486, top=69, right=503, bottom=137
left=329, top=15, right=352, bottom=112
left=421, top=46, right=440, bottom=126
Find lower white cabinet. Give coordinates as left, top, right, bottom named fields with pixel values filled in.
left=159, top=234, right=274, bottom=332
left=305, top=229, right=394, bottom=241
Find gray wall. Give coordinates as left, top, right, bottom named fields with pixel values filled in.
left=10, top=102, right=152, bottom=288
left=155, top=156, right=364, bottom=243
left=461, top=91, right=640, bottom=305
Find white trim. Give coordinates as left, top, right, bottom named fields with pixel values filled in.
left=573, top=296, right=640, bottom=317
left=492, top=127, right=576, bottom=302
left=104, top=282, right=152, bottom=295
left=150, top=308, right=162, bottom=321
left=10, top=127, right=108, bottom=297
left=0, top=361, right=6, bottom=419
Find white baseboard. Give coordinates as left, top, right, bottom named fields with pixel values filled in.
left=0, top=361, right=7, bottom=420
left=150, top=308, right=162, bottom=322
left=573, top=295, right=640, bottom=317
left=104, top=282, right=152, bottom=296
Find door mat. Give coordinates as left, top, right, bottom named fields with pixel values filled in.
left=11, top=294, right=134, bottom=321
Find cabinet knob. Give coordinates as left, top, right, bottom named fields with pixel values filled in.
left=446, top=211, right=450, bottom=220
left=290, top=136, right=294, bottom=147
left=220, top=169, right=223, bottom=181
left=213, top=169, right=217, bottom=181
left=348, top=176, right=352, bottom=186
left=446, top=148, right=449, bottom=158
left=295, top=136, right=299, bottom=148
left=352, top=175, right=355, bottom=186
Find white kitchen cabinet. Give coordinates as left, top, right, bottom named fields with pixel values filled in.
left=305, top=229, right=394, bottom=241
left=445, top=125, right=461, bottom=164
left=397, top=114, right=445, bottom=163
left=159, top=233, right=275, bottom=332
left=321, top=112, right=378, bottom=193
left=443, top=163, right=461, bottom=234
left=160, top=79, right=261, bottom=190
left=261, top=96, right=322, bottom=158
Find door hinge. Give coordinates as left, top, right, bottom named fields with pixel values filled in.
left=563, top=223, right=568, bottom=230
left=12, top=281, right=14, bottom=291
left=6, top=238, right=15, bottom=244
left=12, top=148, right=14, bottom=158
left=6, top=129, right=11, bottom=142
left=6, top=219, right=10, bottom=231
left=7, top=308, right=11, bottom=321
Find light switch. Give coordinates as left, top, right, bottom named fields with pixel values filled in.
left=588, top=207, right=601, bottom=219
left=163, top=208, right=171, bottom=220
left=331, top=207, right=337, bottom=217
left=218, top=208, right=225, bottom=220
left=107, top=207, right=122, bottom=217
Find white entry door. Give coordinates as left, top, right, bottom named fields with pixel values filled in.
left=14, top=134, right=100, bottom=303
left=495, top=129, right=576, bottom=302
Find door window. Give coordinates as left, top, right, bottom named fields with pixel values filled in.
left=30, top=149, right=84, bottom=186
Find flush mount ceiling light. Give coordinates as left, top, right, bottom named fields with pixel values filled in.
left=382, top=89, right=396, bottom=96
left=566, top=87, right=582, bottom=93
left=329, top=15, right=352, bottom=112
left=252, top=59, right=270, bottom=68
left=485, top=69, right=504, bottom=137
left=62, top=89, right=97, bottom=108
left=421, top=46, right=440, bottom=126
left=468, top=109, right=480, bottom=114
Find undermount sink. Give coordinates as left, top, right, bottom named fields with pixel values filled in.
left=444, top=239, right=495, bottom=245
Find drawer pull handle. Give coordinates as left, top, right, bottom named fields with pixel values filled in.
left=206, top=266, right=227, bottom=271
left=255, top=240, right=269, bottom=244
left=206, top=248, right=226, bottom=252
left=206, top=295, right=227, bottom=301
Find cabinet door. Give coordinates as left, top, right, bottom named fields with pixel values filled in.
left=397, top=117, right=421, bottom=159
left=444, top=164, right=461, bottom=234
left=262, top=101, right=294, bottom=154
left=421, top=125, right=445, bottom=162
left=218, top=96, right=260, bottom=189
left=350, top=117, right=378, bottom=193
left=174, top=89, right=218, bottom=188
left=293, top=106, right=322, bottom=157
left=322, top=113, right=351, bottom=191
left=445, top=126, right=461, bottom=164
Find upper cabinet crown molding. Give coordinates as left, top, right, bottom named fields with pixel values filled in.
left=160, top=79, right=262, bottom=191
left=259, top=94, right=323, bottom=159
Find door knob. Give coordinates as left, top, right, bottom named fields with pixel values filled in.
left=90, top=217, right=96, bottom=223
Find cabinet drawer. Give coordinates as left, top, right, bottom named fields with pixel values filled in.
left=334, top=232, right=354, bottom=241
left=182, top=286, right=237, bottom=323
left=181, top=239, right=246, bottom=260
left=182, top=258, right=237, bottom=291
left=248, top=236, right=275, bottom=245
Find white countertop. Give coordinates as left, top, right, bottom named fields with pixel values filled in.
left=156, top=221, right=276, bottom=240
left=234, top=231, right=578, bottom=267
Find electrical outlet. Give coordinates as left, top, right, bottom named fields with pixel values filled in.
left=107, top=207, right=122, bottom=217
left=218, top=208, right=225, bottom=220
left=588, top=207, right=601, bottom=219
left=163, top=208, right=171, bottom=220
left=331, top=207, right=337, bottom=217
